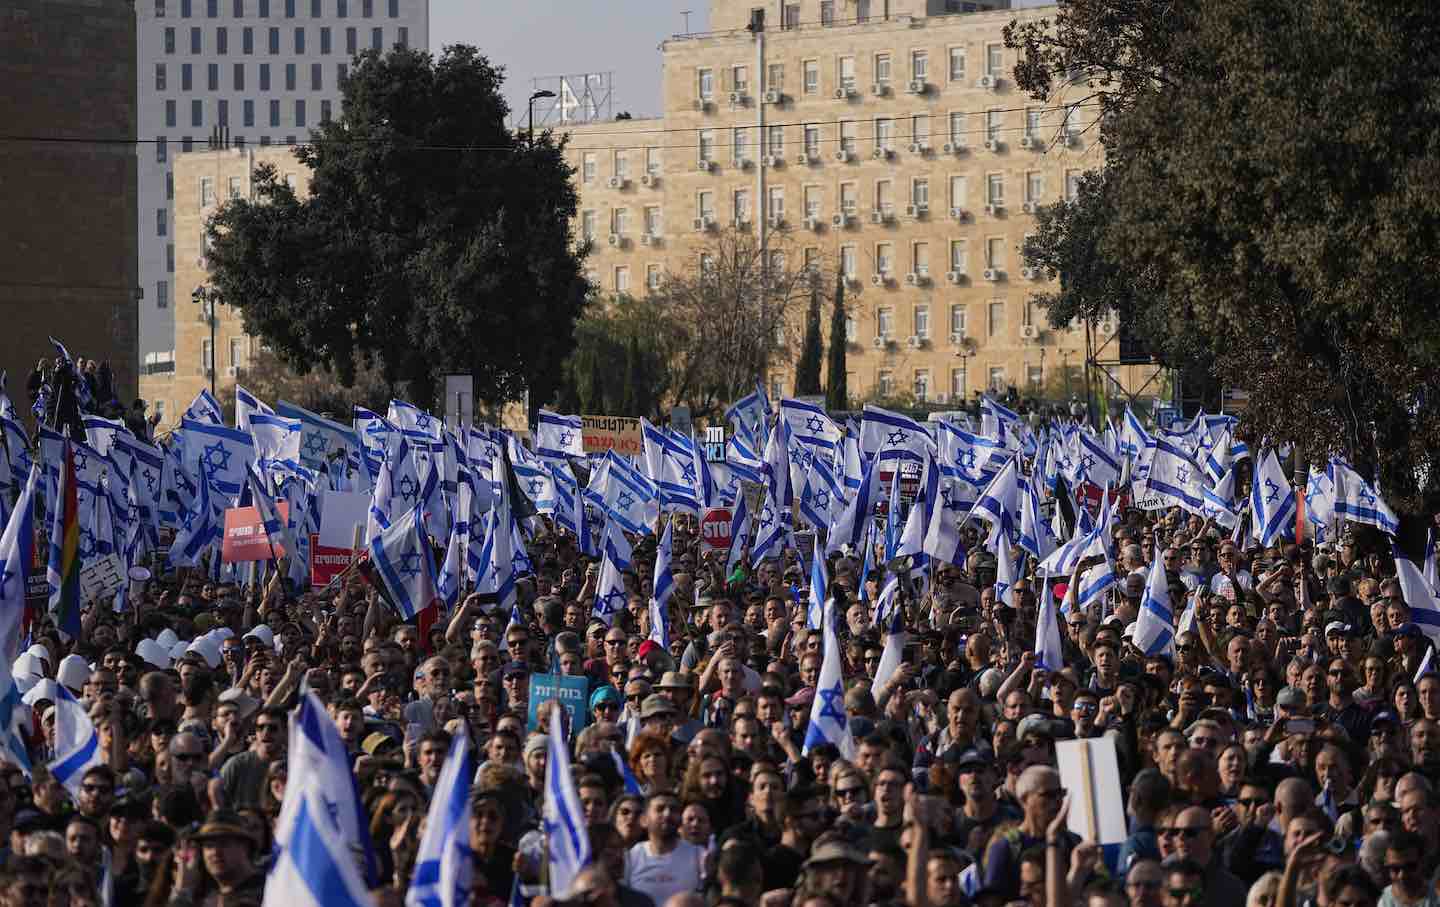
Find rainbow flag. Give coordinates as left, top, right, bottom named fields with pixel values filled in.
left=46, top=441, right=81, bottom=639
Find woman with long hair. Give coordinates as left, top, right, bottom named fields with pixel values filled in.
left=679, top=752, right=745, bottom=831
left=367, top=789, right=422, bottom=886
left=628, top=732, right=674, bottom=795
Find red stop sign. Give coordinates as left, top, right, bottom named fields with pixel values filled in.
left=700, top=508, right=733, bottom=551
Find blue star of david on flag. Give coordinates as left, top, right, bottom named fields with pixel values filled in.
left=597, top=588, right=626, bottom=617
left=816, top=685, right=847, bottom=725
left=558, top=430, right=573, bottom=447
left=616, top=491, right=635, bottom=511
left=759, top=506, right=775, bottom=529
left=886, top=429, right=908, bottom=447
left=140, top=468, right=158, bottom=494
left=813, top=491, right=830, bottom=510
left=1264, top=477, right=1281, bottom=504
left=397, top=474, right=420, bottom=503
left=805, top=416, right=824, bottom=433
left=398, top=551, right=422, bottom=579
left=528, top=478, right=544, bottom=495
left=201, top=441, right=232, bottom=478
left=302, top=433, right=329, bottom=458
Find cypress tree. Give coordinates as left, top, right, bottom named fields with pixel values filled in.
left=825, top=267, right=849, bottom=411
left=795, top=283, right=824, bottom=396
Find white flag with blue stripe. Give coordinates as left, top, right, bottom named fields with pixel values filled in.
left=592, top=517, right=632, bottom=627
left=184, top=388, right=224, bottom=426
left=826, top=454, right=880, bottom=556
left=542, top=706, right=592, bottom=898
left=724, top=492, right=751, bottom=577
left=1395, top=545, right=1440, bottom=646
left=264, top=777, right=375, bottom=907
left=1331, top=458, right=1398, bottom=536
left=535, top=410, right=584, bottom=461
left=250, top=413, right=302, bottom=465
left=181, top=419, right=256, bottom=503
left=47, top=684, right=101, bottom=799
left=234, top=384, right=275, bottom=433
left=406, top=733, right=474, bottom=907
left=1249, top=449, right=1297, bottom=547
left=806, top=545, right=828, bottom=630
left=803, top=601, right=856, bottom=759
left=0, top=466, right=39, bottom=664
left=1132, top=547, right=1175, bottom=656
left=869, top=579, right=905, bottom=698
left=860, top=405, right=933, bottom=466
left=649, top=520, right=675, bottom=647
left=1034, top=571, right=1063, bottom=671
left=284, top=692, right=379, bottom=884
left=1144, top=438, right=1206, bottom=516
left=368, top=505, right=438, bottom=621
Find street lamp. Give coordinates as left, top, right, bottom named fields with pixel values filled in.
left=528, top=90, right=557, bottom=145
left=192, top=285, right=221, bottom=397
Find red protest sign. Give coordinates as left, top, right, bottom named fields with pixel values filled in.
left=309, top=534, right=358, bottom=590
left=700, top=508, right=733, bottom=551
left=221, top=503, right=290, bottom=563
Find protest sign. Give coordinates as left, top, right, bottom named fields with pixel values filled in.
left=309, top=534, right=357, bottom=590
left=581, top=415, right=642, bottom=455
left=1055, top=736, right=1127, bottom=847
left=526, top=673, right=591, bottom=735
left=700, top=508, right=733, bottom=551
left=221, top=503, right=290, bottom=562
left=318, top=491, right=370, bottom=548
left=79, top=554, right=126, bottom=602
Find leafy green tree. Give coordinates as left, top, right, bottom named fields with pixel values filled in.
left=206, top=45, right=587, bottom=412
left=825, top=267, right=850, bottom=411
left=795, top=283, right=824, bottom=396
left=1008, top=0, right=1440, bottom=511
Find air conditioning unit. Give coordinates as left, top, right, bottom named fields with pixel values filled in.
left=872, top=335, right=887, bottom=348
left=764, top=89, right=782, bottom=104
left=946, top=271, right=962, bottom=285
left=977, top=74, right=997, bottom=90
left=871, top=274, right=887, bottom=287
left=1022, top=201, right=1038, bottom=214
left=910, top=143, right=930, bottom=155
left=1019, top=324, right=1040, bottom=340
left=640, top=174, right=654, bottom=187
left=733, top=157, right=752, bottom=170
left=696, top=159, right=713, bottom=172
left=1019, top=135, right=1037, bottom=150
left=948, top=332, right=966, bottom=345
left=983, top=268, right=1003, bottom=282
left=224, top=366, right=238, bottom=377
left=871, top=83, right=887, bottom=97
left=794, top=152, right=811, bottom=166
left=728, top=91, right=747, bottom=106
left=203, top=366, right=214, bottom=378
left=769, top=154, right=785, bottom=168
left=950, top=207, right=969, bottom=221
left=768, top=216, right=786, bottom=229
left=607, top=233, right=622, bottom=246
left=906, top=80, right=926, bottom=94
left=833, top=88, right=849, bottom=100
left=1020, top=266, right=1038, bottom=280
left=692, top=217, right=712, bottom=232
left=984, top=139, right=1001, bottom=152
left=873, top=147, right=893, bottom=160
left=804, top=216, right=820, bottom=231
left=835, top=149, right=851, bottom=162
left=831, top=213, right=848, bottom=228
left=846, top=275, right=861, bottom=288
left=693, top=99, right=711, bottom=112
left=639, top=233, right=654, bottom=246
left=906, top=335, right=922, bottom=348
left=985, top=203, right=1004, bottom=216
left=942, top=142, right=967, bottom=155
left=905, top=273, right=922, bottom=286
left=870, top=211, right=886, bottom=224
left=734, top=217, right=751, bottom=229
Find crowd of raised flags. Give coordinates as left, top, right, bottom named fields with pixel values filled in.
left=4, top=339, right=1440, bottom=907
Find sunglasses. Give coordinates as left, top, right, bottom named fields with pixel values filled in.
left=1158, top=827, right=1206, bottom=839
left=1167, top=887, right=1204, bottom=900
left=834, top=786, right=865, bottom=799
left=1236, top=798, right=1268, bottom=808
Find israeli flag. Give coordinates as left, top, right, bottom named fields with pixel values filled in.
left=276, top=400, right=360, bottom=480
left=1331, top=458, right=1398, bottom=536
left=1033, top=570, right=1063, bottom=671
left=869, top=579, right=905, bottom=698
left=826, top=455, right=880, bottom=556
left=724, top=492, right=751, bottom=577
left=1394, top=546, right=1440, bottom=646
left=168, top=465, right=219, bottom=569
left=922, top=474, right=971, bottom=567
left=82, top=415, right=130, bottom=457
left=592, top=517, right=632, bottom=627
left=369, top=505, right=438, bottom=621
left=649, top=521, right=675, bottom=648
left=542, top=706, right=592, bottom=898
left=994, top=529, right=1020, bottom=609
left=761, top=414, right=794, bottom=510
left=1249, top=449, right=1298, bottom=547
left=435, top=521, right=464, bottom=611
left=0, top=650, right=30, bottom=777
left=406, top=733, right=474, bottom=907
left=896, top=452, right=937, bottom=561
left=0, top=466, right=39, bottom=663
left=536, top=411, right=585, bottom=461
left=184, top=389, right=224, bottom=426
left=802, top=601, right=856, bottom=759
left=1132, top=545, right=1175, bottom=656
left=264, top=779, right=375, bottom=907
left=283, top=692, right=379, bottom=884
left=750, top=485, right=791, bottom=564
left=779, top=398, right=842, bottom=465
left=1075, top=430, right=1121, bottom=489
left=1200, top=468, right=1239, bottom=529
left=586, top=453, right=654, bottom=535
left=47, top=684, right=102, bottom=799
left=966, top=456, right=1021, bottom=547
left=2, top=417, right=32, bottom=491
left=860, top=405, right=933, bottom=466
left=181, top=419, right=256, bottom=503
left=806, top=545, right=828, bottom=630
left=1145, top=438, right=1206, bottom=516
left=234, top=384, right=275, bottom=433
left=1426, top=529, right=1438, bottom=594
left=250, top=414, right=302, bottom=465
left=367, top=436, right=422, bottom=540
left=1018, top=469, right=1058, bottom=561
left=980, top=396, right=1020, bottom=441
left=797, top=455, right=846, bottom=532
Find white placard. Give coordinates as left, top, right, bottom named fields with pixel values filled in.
left=1055, top=736, right=1128, bottom=845
left=79, top=554, right=127, bottom=603
left=318, top=491, right=371, bottom=548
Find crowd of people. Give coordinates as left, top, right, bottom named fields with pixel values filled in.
left=1, top=367, right=1437, bottom=907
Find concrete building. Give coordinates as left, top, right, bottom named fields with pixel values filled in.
left=135, top=0, right=429, bottom=376
left=0, top=0, right=139, bottom=404
left=139, top=146, right=309, bottom=425
left=564, top=0, right=1155, bottom=408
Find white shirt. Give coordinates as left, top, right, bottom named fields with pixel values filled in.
left=624, top=839, right=705, bottom=906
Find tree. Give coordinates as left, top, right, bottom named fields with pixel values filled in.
left=205, top=45, right=588, bottom=414
left=825, top=267, right=850, bottom=411
left=794, top=283, right=824, bottom=396
left=1007, top=0, right=1440, bottom=512
left=562, top=294, right=683, bottom=420
left=622, top=334, right=650, bottom=419
left=650, top=228, right=820, bottom=420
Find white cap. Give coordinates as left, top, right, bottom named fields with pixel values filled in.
left=21, top=678, right=60, bottom=709
left=136, top=639, right=171, bottom=670
left=57, top=654, right=90, bottom=692
left=156, top=628, right=179, bottom=650
left=13, top=653, right=45, bottom=685
left=243, top=624, right=275, bottom=650
left=187, top=638, right=222, bottom=670
left=212, top=627, right=236, bottom=641
left=24, top=644, right=51, bottom=670
left=170, top=641, right=190, bottom=662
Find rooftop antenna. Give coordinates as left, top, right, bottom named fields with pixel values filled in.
left=681, top=9, right=692, bottom=34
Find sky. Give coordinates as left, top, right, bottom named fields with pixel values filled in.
left=428, top=0, right=711, bottom=127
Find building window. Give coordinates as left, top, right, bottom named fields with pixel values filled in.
left=911, top=50, right=928, bottom=81
left=228, top=176, right=242, bottom=198
left=951, top=367, right=966, bottom=400
left=269, top=99, right=280, bottom=127
left=258, top=0, right=267, bottom=16
left=838, top=56, right=856, bottom=92
left=1025, top=107, right=1042, bottom=139
left=987, top=175, right=1005, bottom=207
left=388, top=0, right=398, bottom=15
left=156, top=0, right=166, bottom=16
left=877, top=308, right=894, bottom=338
left=181, top=0, right=191, bottom=16
left=200, top=177, right=215, bottom=207
left=986, top=237, right=1005, bottom=270
left=914, top=370, right=930, bottom=402
left=1065, top=104, right=1082, bottom=137
left=766, top=63, right=784, bottom=91
left=986, top=110, right=1003, bottom=143
left=875, top=179, right=892, bottom=216
left=311, top=62, right=322, bottom=89
left=166, top=243, right=175, bottom=271
left=804, top=185, right=821, bottom=218
left=284, top=0, right=294, bottom=15
left=733, top=189, right=751, bottom=225
left=260, top=135, right=270, bottom=146
left=234, top=63, right=245, bottom=89
left=157, top=281, right=169, bottom=310
left=698, top=130, right=714, bottom=163
left=839, top=181, right=857, bottom=214
left=803, top=60, right=818, bottom=94
left=855, top=0, right=870, bottom=22
left=986, top=43, right=1003, bottom=77
left=989, top=366, right=1006, bottom=393
left=877, top=371, right=894, bottom=398
left=1026, top=172, right=1043, bottom=203
left=988, top=300, right=1007, bottom=338
left=217, top=98, right=229, bottom=125
left=698, top=191, right=714, bottom=221
left=913, top=114, right=930, bottom=146
left=157, top=208, right=168, bottom=236
left=914, top=305, right=930, bottom=339
left=285, top=63, right=296, bottom=90
left=230, top=338, right=246, bottom=368
left=698, top=68, right=714, bottom=100
left=397, top=26, right=407, bottom=48
left=337, top=0, right=346, bottom=14
left=370, top=27, right=381, bottom=50
left=732, top=127, right=749, bottom=163
left=804, top=124, right=820, bottom=155
left=581, top=152, right=596, bottom=182
left=320, top=99, right=332, bottom=123
left=243, top=99, right=254, bottom=126
left=155, top=63, right=167, bottom=91
left=242, top=26, right=253, bottom=53
left=645, top=147, right=661, bottom=175
left=876, top=242, right=893, bottom=277
left=845, top=316, right=857, bottom=342
left=875, top=117, right=893, bottom=151
left=295, top=99, right=306, bottom=127
left=874, top=53, right=890, bottom=85
left=949, top=242, right=967, bottom=275
left=207, top=63, right=219, bottom=90
left=768, top=186, right=784, bottom=222
left=216, top=26, right=227, bottom=53
left=362, top=0, right=372, bottom=15
left=191, top=99, right=203, bottom=127
left=310, top=0, right=319, bottom=14
left=840, top=245, right=856, bottom=278
left=1066, top=170, right=1082, bottom=202
left=259, top=63, right=269, bottom=89
left=840, top=121, right=857, bottom=155
left=1028, top=366, right=1043, bottom=389
left=345, top=27, right=356, bottom=54
left=646, top=265, right=661, bottom=292
left=580, top=211, right=596, bottom=242
left=319, top=26, right=330, bottom=53
left=202, top=340, right=214, bottom=373
left=612, top=208, right=630, bottom=235
left=912, top=178, right=929, bottom=209
left=731, top=65, right=748, bottom=92
left=166, top=170, right=173, bottom=199
left=294, top=26, right=305, bottom=53
left=268, top=26, right=279, bottom=53
left=644, top=206, right=661, bottom=235
left=181, top=136, right=193, bottom=152
left=337, top=63, right=348, bottom=84
left=165, top=100, right=177, bottom=127
left=949, top=48, right=965, bottom=81
left=206, top=0, right=216, bottom=16
left=615, top=267, right=630, bottom=294
left=165, top=27, right=176, bottom=53
left=820, top=1, right=835, bottom=25
left=612, top=151, right=630, bottom=180
left=949, top=111, right=965, bottom=146
left=950, top=303, right=967, bottom=335
left=190, top=26, right=202, bottom=52
left=783, top=4, right=799, bottom=29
